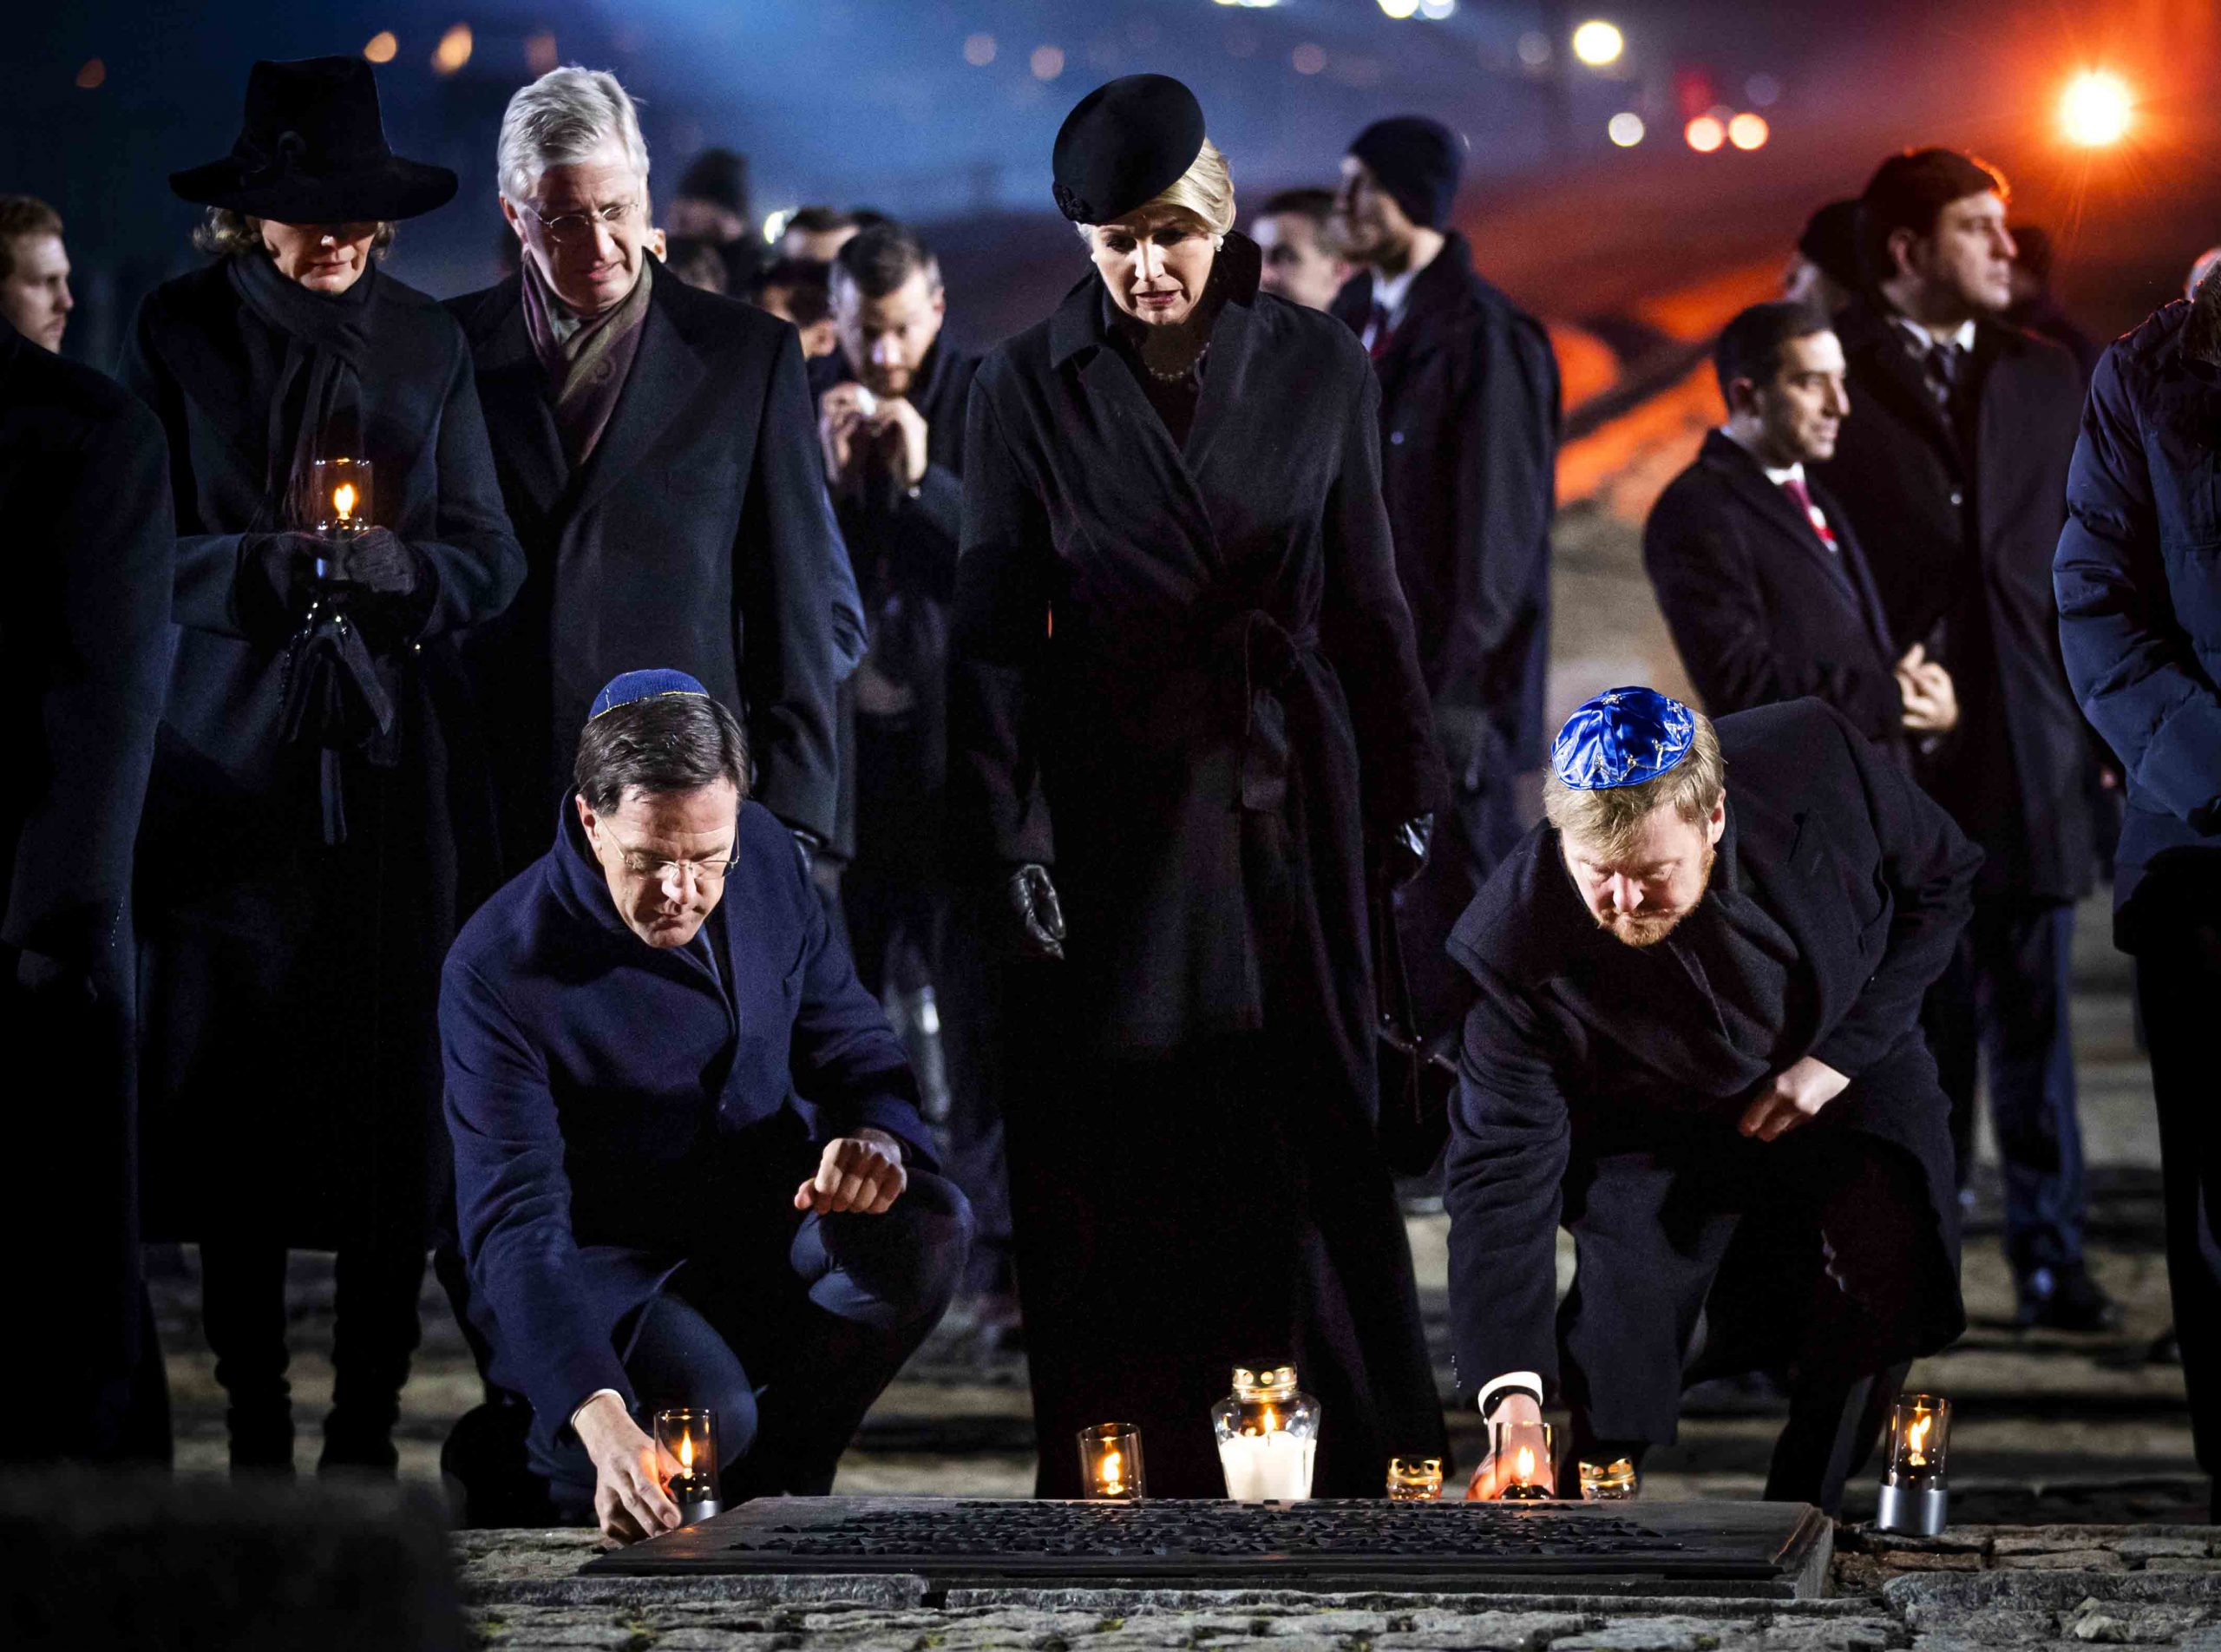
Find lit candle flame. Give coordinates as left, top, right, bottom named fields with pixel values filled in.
left=333, top=482, right=357, bottom=521
left=678, top=1432, right=693, bottom=1474
left=1907, top=1413, right=1931, bottom=1467
left=1099, top=1447, right=1124, bottom=1491
left=1514, top=1446, right=1536, bottom=1484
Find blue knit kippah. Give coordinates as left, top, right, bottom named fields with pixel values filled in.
left=1551, top=686, right=1697, bottom=790
left=589, top=669, right=711, bottom=720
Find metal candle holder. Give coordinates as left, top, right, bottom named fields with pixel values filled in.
left=307, top=456, right=375, bottom=580
left=1077, top=1422, right=1145, bottom=1501
left=1876, top=1393, right=1950, bottom=1536
left=1386, top=1457, right=1444, bottom=1501
left=654, top=1407, right=722, bottom=1525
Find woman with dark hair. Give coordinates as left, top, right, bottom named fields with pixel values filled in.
left=122, top=56, right=524, bottom=1474
left=949, top=74, right=1449, bottom=1497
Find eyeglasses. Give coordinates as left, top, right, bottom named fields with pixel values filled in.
left=520, top=198, right=639, bottom=246
left=619, top=847, right=738, bottom=885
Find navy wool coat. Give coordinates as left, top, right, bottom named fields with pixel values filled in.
left=447, top=272, right=843, bottom=865
left=121, top=261, right=526, bottom=1249
left=1444, top=700, right=1977, bottom=1398
left=2054, top=289, right=2221, bottom=950
left=442, top=798, right=935, bottom=1432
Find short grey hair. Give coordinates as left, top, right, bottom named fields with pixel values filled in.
left=497, top=67, right=650, bottom=202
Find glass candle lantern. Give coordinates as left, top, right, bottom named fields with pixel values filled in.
left=1578, top=1456, right=1638, bottom=1500
left=309, top=456, right=375, bottom=537
left=1490, top=1418, right=1556, bottom=1500
left=1386, top=1457, right=1444, bottom=1501
left=1876, top=1393, right=1951, bottom=1535
left=1077, top=1422, right=1145, bottom=1500
left=1212, top=1366, right=1320, bottom=1502
left=653, top=1406, right=722, bottom=1525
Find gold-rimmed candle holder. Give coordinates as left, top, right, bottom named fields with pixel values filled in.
left=1386, top=1456, right=1444, bottom=1501
left=1578, top=1456, right=1638, bottom=1500
left=1077, top=1422, right=1145, bottom=1500
left=653, top=1406, right=721, bottom=1524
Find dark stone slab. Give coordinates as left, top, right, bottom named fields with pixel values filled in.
left=584, top=1498, right=1834, bottom=1600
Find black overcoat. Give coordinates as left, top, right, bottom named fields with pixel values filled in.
left=121, top=260, right=525, bottom=1249
left=447, top=272, right=842, bottom=866
left=1443, top=700, right=1976, bottom=1408
left=1328, top=233, right=1560, bottom=779
left=1644, top=429, right=1905, bottom=757
left=0, top=320, right=172, bottom=1403
left=1812, top=301, right=2093, bottom=900
left=949, top=234, right=1448, bottom=1497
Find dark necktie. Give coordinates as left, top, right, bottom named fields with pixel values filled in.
left=1923, top=339, right=1963, bottom=415
left=1368, top=300, right=1393, bottom=360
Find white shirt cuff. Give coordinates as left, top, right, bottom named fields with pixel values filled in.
left=1477, top=1371, right=1545, bottom=1417
left=570, top=1388, right=624, bottom=1433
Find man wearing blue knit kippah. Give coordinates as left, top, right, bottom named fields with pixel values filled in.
left=1445, top=689, right=1977, bottom=1512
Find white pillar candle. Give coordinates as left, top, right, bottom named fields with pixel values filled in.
left=1218, top=1429, right=1315, bottom=1501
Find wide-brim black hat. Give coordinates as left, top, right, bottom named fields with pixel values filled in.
left=171, top=56, right=457, bottom=224
left=1052, top=74, right=1206, bottom=225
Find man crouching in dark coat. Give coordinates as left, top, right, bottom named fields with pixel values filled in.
left=442, top=670, right=970, bottom=1541
left=1445, top=688, right=1975, bottom=1512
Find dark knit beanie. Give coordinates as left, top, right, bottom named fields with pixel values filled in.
left=1348, top=116, right=1462, bottom=232
left=677, top=148, right=750, bottom=215
left=1796, top=200, right=1864, bottom=293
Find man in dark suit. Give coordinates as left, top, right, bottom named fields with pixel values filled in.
left=1646, top=301, right=1957, bottom=758
left=0, top=318, right=174, bottom=1460
left=1329, top=115, right=1562, bottom=1039
left=449, top=66, right=841, bottom=875
left=443, top=672, right=969, bottom=1543
left=1812, top=148, right=2110, bottom=1331
left=1446, top=690, right=1975, bottom=1512
left=2056, top=267, right=2221, bottom=1516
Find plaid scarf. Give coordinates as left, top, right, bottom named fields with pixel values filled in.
left=519, top=252, right=653, bottom=466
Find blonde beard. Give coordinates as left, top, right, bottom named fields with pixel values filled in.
left=1594, top=839, right=1718, bottom=948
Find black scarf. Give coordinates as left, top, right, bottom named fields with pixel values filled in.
left=229, top=253, right=394, bottom=844
left=227, top=250, right=376, bottom=521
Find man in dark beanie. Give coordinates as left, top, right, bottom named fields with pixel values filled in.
left=1330, top=115, right=1561, bottom=1049
left=667, top=146, right=759, bottom=294
left=1812, top=147, right=2109, bottom=1332
left=1786, top=198, right=1863, bottom=313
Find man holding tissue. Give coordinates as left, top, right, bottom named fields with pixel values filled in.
left=442, top=671, right=970, bottom=1541
left=1444, top=688, right=1974, bottom=1512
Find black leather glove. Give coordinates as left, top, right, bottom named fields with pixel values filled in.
left=790, top=828, right=821, bottom=876
left=1005, top=863, right=1066, bottom=962
left=1375, top=812, right=1435, bottom=889
left=331, top=526, right=421, bottom=597
left=242, top=531, right=327, bottom=620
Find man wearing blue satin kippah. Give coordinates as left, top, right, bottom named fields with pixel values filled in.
left=1444, top=689, right=1979, bottom=1512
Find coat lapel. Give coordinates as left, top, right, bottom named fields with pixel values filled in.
left=467, top=282, right=570, bottom=523
left=1705, top=433, right=1862, bottom=601
left=569, top=285, right=705, bottom=522
left=1844, top=305, right=1962, bottom=473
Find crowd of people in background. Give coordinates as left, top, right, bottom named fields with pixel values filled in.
left=5, top=43, right=2220, bottom=1536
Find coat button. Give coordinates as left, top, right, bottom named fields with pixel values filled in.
left=1949, top=488, right=1963, bottom=508
left=1390, top=430, right=1405, bottom=446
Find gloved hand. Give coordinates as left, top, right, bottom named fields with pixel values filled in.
left=331, top=526, right=421, bottom=597
left=1005, top=863, right=1066, bottom=962
left=1374, top=812, right=1435, bottom=888
left=790, top=828, right=822, bottom=876
left=242, top=531, right=328, bottom=619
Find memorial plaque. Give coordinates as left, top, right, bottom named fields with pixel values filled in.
left=586, top=1498, right=1833, bottom=1599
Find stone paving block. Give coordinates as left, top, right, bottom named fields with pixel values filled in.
left=1990, top=1532, right=2149, bottom=1557
left=1750, top=1618, right=1905, bottom=1652
left=2111, top=1537, right=2213, bottom=1562
left=2143, top=1560, right=2221, bottom=1575
left=1995, top=1552, right=2132, bottom=1573
left=2062, top=1597, right=2219, bottom=1645
left=1374, top=1609, right=1595, bottom=1651
left=1549, top=1616, right=1746, bottom=1652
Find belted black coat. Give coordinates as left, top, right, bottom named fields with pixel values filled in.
left=121, top=261, right=525, bottom=1249
left=446, top=272, right=842, bottom=868
left=950, top=234, right=1447, bottom=1496
left=1812, top=301, right=2093, bottom=901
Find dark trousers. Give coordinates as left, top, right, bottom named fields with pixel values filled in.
left=1559, top=1112, right=1947, bottom=1512
left=529, top=1171, right=971, bottom=1511
left=2131, top=876, right=2221, bottom=1483
left=200, top=1238, right=427, bottom=1471
left=1926, top=894, right=2086, bottom=1275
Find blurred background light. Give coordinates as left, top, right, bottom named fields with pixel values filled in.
left=1571, top=20, right=1624, bottom=68
left=962, top=32, right=996, bottom=66
left=1377, top=0, right=1420, bottom=20
left=1291, top=42, right=1327, bottom=75
left=1029, top=44, right=1065, bottom=81
left=1418, top=0, right=1458, bottom=19
left=525, top=30, right=559, bottom=75
left=1745, top=72, right=1781, bottom=108
left=1516, top=30, right=1552, bottom=68
left=2060, top=69, right=2133, bottom=147
left=1727, top=112, right=1769, bottom=150
left=75, top=58, right=107, bottom=90
left=362, top=30, right=397, bottom=64
left=430, top=22, right=472, bottom=75
left=1608, top=111, right=1645, bottom=148
left=1685, top=114, right=1725, bottom=153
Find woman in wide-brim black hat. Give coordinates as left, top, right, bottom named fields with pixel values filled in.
left=122, top=55, right=524, bottom=1476
left=947, top=73, right=1451, bottom=1496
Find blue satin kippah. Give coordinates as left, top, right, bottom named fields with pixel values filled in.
left=1551, top=685, right=1697, bottom=790
left=590, top=668, right=711, bottom=720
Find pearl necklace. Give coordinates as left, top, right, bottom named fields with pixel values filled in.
left=1143, top=338, right=1209, bottom=384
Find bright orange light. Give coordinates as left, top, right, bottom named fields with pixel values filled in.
left=678, top=1432, right=694, bottom=1472
left=2060, top=70, right=2133, bottom=147
left=363, top=31, right=397, bottom=65
left=333, top=483, right=357, bottom=521
left=1684, top=115, right=1725, bottom=154
left=1907, top=1413, right=1931, bottom=1466
left=75, top=59, right=107, bottom=90
left=431, top=23, right=473, bottom=75
left=1514, top=1446, right=1537, bottom=1483
left=525, top=30, right=558, bottom=75
left=1727, top=112, right=1769, bottom=151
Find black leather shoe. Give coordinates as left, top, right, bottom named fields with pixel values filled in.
left=2015, top=1262, right=2124, bottom=1333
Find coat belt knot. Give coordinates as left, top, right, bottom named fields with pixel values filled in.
left=1211, top=607, right=1319, bottom=814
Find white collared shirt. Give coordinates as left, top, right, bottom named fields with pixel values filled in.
left=1891, top=315, right=1975, bottom=355
left=1360, top=265, right=1421, bottom=352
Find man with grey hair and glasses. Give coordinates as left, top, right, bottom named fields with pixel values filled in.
left=449, top=66, right=842, bottom=882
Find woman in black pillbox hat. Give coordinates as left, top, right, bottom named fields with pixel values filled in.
left=948, top=74, right=1451, bottom=1496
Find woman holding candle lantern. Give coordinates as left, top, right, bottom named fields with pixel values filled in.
left=121, top=56, right=525, bottom=1475
left=948, top=74, right=1450, bottom=1498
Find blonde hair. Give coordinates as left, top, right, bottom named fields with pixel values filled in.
left=193, top=209, right=395, bottom=260
left=1077, top=138, right=1236, bottom=241
left=1543, top=710, right=1725, bottom=860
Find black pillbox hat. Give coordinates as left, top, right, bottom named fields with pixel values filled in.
left=1052, top=74, right=1207, bottom=225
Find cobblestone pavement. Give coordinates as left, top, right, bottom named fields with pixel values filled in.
left=451, top=1524, right=2221, bottom=1651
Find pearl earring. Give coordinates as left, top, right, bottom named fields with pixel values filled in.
left=1213, top=233, right=1225, bottom=251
